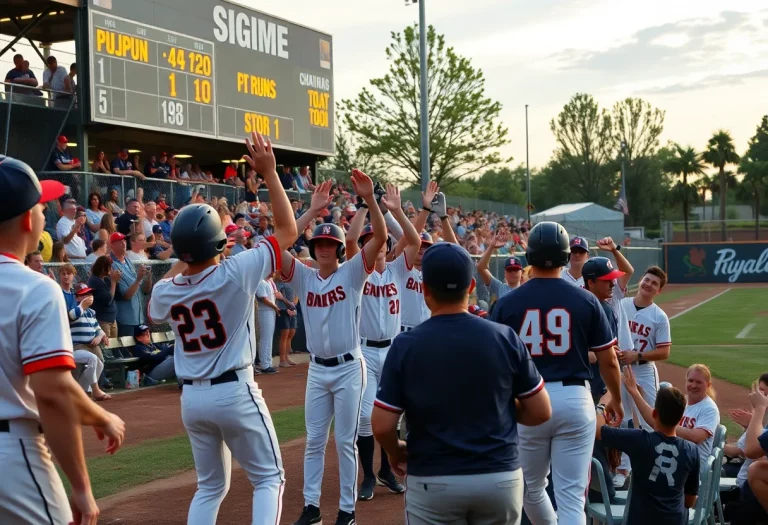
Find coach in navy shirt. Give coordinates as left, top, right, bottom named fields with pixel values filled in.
left=597, top=385, right=699, bottom=525
left=372, top=242, right=551, bottom=525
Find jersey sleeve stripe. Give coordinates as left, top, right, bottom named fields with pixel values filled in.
left=695, top=427, right=714, bottom=437
left=591, top=338, right=617, bottom=352
left=263, top=236, right=281, bottom=274
left=374, top=399, right=403, bottom=414
left=21, top=349, right=74, bottom=364
left=280, top=256, right=296, bottom=282
left=656, top=342, right=672, bottom=346
left=361, top=248, right=374, bottom=275
left=402, top=250, right=413, bottom=271
left=517, top=378, right=545, bottom=399
left=23, top=355, right=76, bottom=375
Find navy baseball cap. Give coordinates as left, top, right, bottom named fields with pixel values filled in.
left=504, top=256, right=523, bottom=270
left=0, top=156, right=66, bottom=222
left=582, top=256, right=625, bottom=281
left=419, top=232, right=433, bottom=245
left=422, top=242, right=473, bottom=293
left=152, top=224, right=163, bottom=234
left=570, top=236, right=589, bottom=252
left=134, top=324, right=150, bottom=336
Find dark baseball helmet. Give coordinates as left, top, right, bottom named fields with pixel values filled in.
left=358, top=224, right=393, bottom=252
left=171, top=204, right=227, bottom=263
left=309, top=223, right=346, bottom=261
left=419, top=232, right=433, bottom=245
left=525, top=221, right=570, bottom=269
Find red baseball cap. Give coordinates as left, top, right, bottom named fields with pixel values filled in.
left=75, top=285, right=94, bottom=296
left=224, top=224, right=239, bottom=235
left=109, top=232, right=126, bottom=243
left=57, top=135, right=68, bottom=143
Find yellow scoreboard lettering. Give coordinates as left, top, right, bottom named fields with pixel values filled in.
left=236, top=72, right=277, bottom=99
left=96, top=29, right=149, bottom=63
left=307, top=89, right=330, bottom=128
left=244, top=112, right=272, bottom=136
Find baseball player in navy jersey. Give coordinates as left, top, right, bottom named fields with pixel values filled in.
left=491, top=221, right=623, bottom=525
left=343, top=184, right=421, bottom=501
left=149, top=132, right=297, bottom=525
left=560, top=236, right=589, bottom=286
left=477, top=230, right=523, bottom=304
left=0, top=157, right=125, bottom=525
left=281, top=169, right=387, bottom=525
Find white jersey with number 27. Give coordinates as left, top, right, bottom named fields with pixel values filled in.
left=149, top=237, right=279, bottom=380
left=620, top=298, right=672, bottom=353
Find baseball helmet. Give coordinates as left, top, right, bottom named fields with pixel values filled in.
left=525, top=221, right=570, bottom=269
left=419, top=232, right=433, bottom=245
left=171, top=204, right=227, bottom=263
left=309, top=223, right=346, bottom=260
left=358, top=224, right=393, bottom=252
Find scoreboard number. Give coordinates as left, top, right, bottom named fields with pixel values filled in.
left=161, top=100, right=184, bottom=126
left=98, top=89, right=108, bottom=114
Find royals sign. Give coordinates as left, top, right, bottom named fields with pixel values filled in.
left=664, top=242, right=768, bottom=284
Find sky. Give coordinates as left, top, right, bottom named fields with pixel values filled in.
left=2, top=0, right=766, bottom=171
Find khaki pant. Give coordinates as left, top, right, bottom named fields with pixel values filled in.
left=99, top=320, right=118, bottom=339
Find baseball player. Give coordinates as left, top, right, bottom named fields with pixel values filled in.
left=343, top=184, right=421, bottom=501
left=477, top=230, right=523, bottom=303
left=148, top=132, right=296, bottom=525
left=255, top=275, right=280, bottom=375
left=0, top=156, right=125, bottom=525
left=491, top=221, right=623, bottom=525
left=560, top=235, right=589, bottom=286
left=619, top=266, right=672, bottom=429
left=281, top=169, right=387, bottom=525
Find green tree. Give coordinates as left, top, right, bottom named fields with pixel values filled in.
left=612, top=98, right=665, bottom=161
left=664, top=144, right=706, bottom=241
left=693, top=174, right=717, bottom=220
left=621, top=146, right=676, bottom=229
left=474, top=166, right=526, bottom=205
left=318, top=121, right=387, bottom=182
left=738, top=115, right=768, bottom=239
left=342, top=24, right=510, bottom=188
left=550, top=94, right=616, bottom=202
left=702, top=130, right=740, bottom=240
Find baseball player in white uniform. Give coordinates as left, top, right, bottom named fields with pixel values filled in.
left=344, top=184, right=421, bottom=500
left=619, top=265, right=672, bottom=430
left=283, top=170, right=387, bottom=525
left=0, top=156, right=125, bottom=525
left=560, top=235, right=589, bottom=286
left=149, top=132, right=297, bottom=525
left=256, top=276, right=280, bottom=375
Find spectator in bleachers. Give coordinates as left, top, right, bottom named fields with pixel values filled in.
left=147, top=230, right=174, bottom=260
left=144, top=155, right=161, bottom=178
left=68, top=63, right=77, bottom=95
left=253, top=214, right=273, bottom=240
left=42, top=55, right=72, bottom=108
left=298, top=166, right=313, bottom=191
left=131, top=154, right=142, bottom=174
left=58, top=263, right=79, bottom=313
left=109, top=231, right=152, bottom=337
left=142, top=200, right=158, bottom=237
left=100, top=211, right=117, bottom=236
left=223, top=161, right=238, bottom=183
left=85, top=239, right=107, bottom=263
left=245, top=169, right=260, bottom=202
left=279, top=165, right=297, bottom=191
left=126, top=233, right=150, bottom=263
left=56, top=201, right=87, bottom=259
left=67, top=284, right=112, bottom=401
left=105, top=188, right=124, bottom=215
left=87, top=255, right=120, bottom=339
left=274, top=275, right=298, bottom=368
left=24, top=251, right=55, bottom=279
left=229, top=225, right=250, bottom=256
left=177, top=162, right=192, bottom=180
left=158, top=208, right=175, bottom=241
left=4, top=53, right=40, bottom=99
left=52, top=135, right=81, bottom=171
left=111, top=148, right=146, bottom=180
left=85, top=191, right=106, bottom=230
left=51, top=241, right=70, bottom=263
left=92, top=151, right=110, bottom=173
left=74, top=206, right=94, bottom=254
left=130, top=325, right=175, bottom=385
left=158, top=152, right=173, bottom=178
left=116, top=199, right=141, bottom=247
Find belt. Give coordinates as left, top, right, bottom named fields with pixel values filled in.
left=312, top=353, right=355, bottom=367
left=182, top=369, right=240, bottom=386
left=400, top=325, right=414, bottom=332
left=361, top=338, right=392, bottom=348
left=638, top=360, right=649, bottom=366
left=546, top=379, right=587, bottom=387
left=0, top=420, right=43, bottom=433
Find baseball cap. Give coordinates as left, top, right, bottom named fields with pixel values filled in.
left=224, top=224, right=239, bottom=235
left=0, top=156, right=66, bottom=222
left=234, top=213, right=245, bottom=222
left=419, top=232, right=433, bottom=245
left=75, top=284, right=94, bottom=296
left=422, top=242, right=473, bottom=293
left=152, top=224, right=163, bottom=234
left=581, top=256, right=625, bottom=282
left=57, top=135, right=68, bottom=144
left=134, top=324, right=150, bottom=337
left=109, top=232, right=126, bottom=243
left=570, top=236, right=589, bottom=252
left=504, top=256, right=523, bottom=270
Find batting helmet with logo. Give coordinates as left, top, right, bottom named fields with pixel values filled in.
left=358, top=223, right=393, bottom=252
left=171, top=204, right=227, bottom=263
left=309, top=223, right=346, bottom=261
left=525, top=221, right=570, bottom=269
left=419, top=232, right=433, bottom=245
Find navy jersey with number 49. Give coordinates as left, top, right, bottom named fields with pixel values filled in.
left=491, top=278, right=616, bottom=382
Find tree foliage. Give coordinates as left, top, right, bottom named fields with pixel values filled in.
left=341, top=24, right=510, bottom=188
left=664, top=144, right=706, bottom=241
left=738, top=115, right=768, bottom=238
left=703, top=130, right=740, bottom=240
left=319, top=121, right=387, bottom=182
left=612, top=98, right=665, bottom=162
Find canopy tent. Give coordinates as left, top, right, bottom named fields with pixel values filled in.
left=531, top=202, right=624, bottom=243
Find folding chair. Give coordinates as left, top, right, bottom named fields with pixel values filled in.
left=586, top=457, right=631, bottom=525
left=706, top=446, right=725, bottom=525
left=689, top=451, right=717, bottom=525
left=151, top=331, right=168, bottom=343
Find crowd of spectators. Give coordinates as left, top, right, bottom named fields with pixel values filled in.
left=4, top=53, right=76, bottom=108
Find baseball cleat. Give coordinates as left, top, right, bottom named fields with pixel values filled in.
left=261, top=366, right=279, bottom=375
left=376, top=471, right=404, bottom=493
left=358, top=476, right=375, bottom=500
left=293, top=504, right=322, bottom=525
left=334, top=510, right=356, bottom=525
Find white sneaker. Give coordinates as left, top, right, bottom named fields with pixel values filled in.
left=613, top=473, right=627, bottom=488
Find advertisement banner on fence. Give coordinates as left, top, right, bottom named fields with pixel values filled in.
left=664, top=242, right=768, bottom=284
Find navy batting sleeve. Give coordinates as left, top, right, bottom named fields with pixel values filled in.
left=684, top=448, right=700, bottom=496
left=508, top=330, right=543, bottom=399
left=374, top=339, right=405, bottom=414
left=589, top=296, right=617, bottom=352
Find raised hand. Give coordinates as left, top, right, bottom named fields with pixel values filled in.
left=493, top=230, right=507, bottom=248
left=381, top=184, right=402, bottom=212
left=621, top=365, right=639, bottom=393
left=730, top=408, right=752, bottom=429
left=310, top=180, right=333, bottom=212
left=422, top=181, right=439, bottom=209
left=749, top=380, right=768, bottom=411
left=597, top=237, right=617, bottom=252
left=351, top=169, right=374, bottom=200
left=243, top=132, right=276, bottom=176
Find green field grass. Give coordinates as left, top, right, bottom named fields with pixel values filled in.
left=62, top=405, right=306, bottom=500
left=665, top=345, right=767, bottom=389
left=654, top=286, right=719, bottom=305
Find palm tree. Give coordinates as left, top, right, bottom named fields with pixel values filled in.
left=738, top=157, right=768, bottom=240
left=665, top=144, right=706, bottom=242
left=694, top=174, right=716, bottom=220
left=703, top=130, right=740, bottom=240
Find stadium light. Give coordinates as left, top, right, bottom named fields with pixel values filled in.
left=127, top=149, right=141, bottom=153
left=406, top=0, right=430, bottom=193
left=174, top=154, right=192, bottom=159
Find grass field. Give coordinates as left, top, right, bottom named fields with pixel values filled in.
left=63, top=406, right=306, bottom=500
left=666, top=287, right=768, bottom=389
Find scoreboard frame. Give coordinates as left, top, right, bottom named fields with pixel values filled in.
left=85, top=1, right=334, bottom=156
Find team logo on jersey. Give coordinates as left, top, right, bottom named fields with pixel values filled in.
left=322, top=225, right=331, bottom=235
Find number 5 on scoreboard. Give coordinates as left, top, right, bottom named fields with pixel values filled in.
left=98, top=89, right=108, bottom=115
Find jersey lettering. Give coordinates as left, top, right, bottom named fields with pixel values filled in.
left=363, top=282, right=398, bottom=298
left=405, top=277, right=423, bottom=293
left=520, top=308, right=572, bottom=357
left=649, top=442, right=679, bottom=486
left=680, top=416, right=696, bottom=429
left=629, top=320, right=652, bottom=337
left=389, top=299, right=400, bottom=314
left=306, top=286, right=347, bottom=308
left=170, top=299, right=227, bottom=353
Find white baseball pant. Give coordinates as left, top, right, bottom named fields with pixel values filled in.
left=181, top=368, right=285, bottom=525
left=0, top=420, right=73, bottom=524
left=359, top=344, right=390, bottom=437
left=257, top=309, right=276, bottom=370
left=619, top=362, right=659, bottom=473
left=519, top=381, right=595, bottom=525
left=303, top=353, right=366, bottom=513
left=74, top=349, right=104, bottom=393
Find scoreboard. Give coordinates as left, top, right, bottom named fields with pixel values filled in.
left=86, top=0, right=334, bottom=156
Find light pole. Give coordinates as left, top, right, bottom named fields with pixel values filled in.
left=408, top=0, right=430, bottom=193
left=525, top=104, right=531, bottom=222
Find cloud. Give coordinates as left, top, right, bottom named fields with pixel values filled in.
left=637, top=68, right=768, bottom=95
